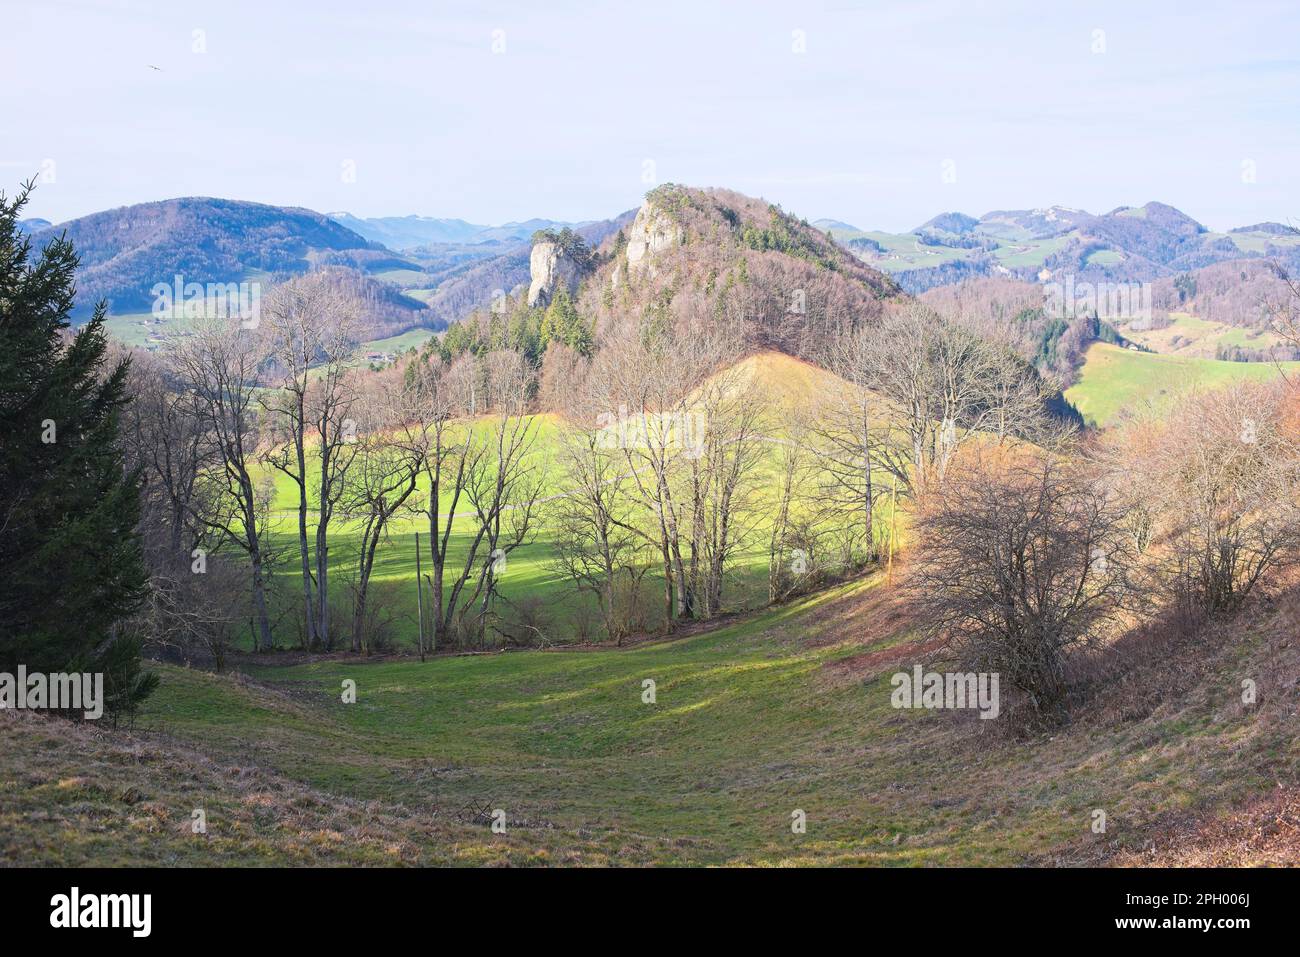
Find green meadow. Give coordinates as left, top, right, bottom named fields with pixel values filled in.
left=361, top=328, right=435, bottom=356
left=1065, top=341, right=1299, bottom=427
left=1120, top=311, right=1286, bottom=358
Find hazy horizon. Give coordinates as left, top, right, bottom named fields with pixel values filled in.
left=8, top=0, right=1300, bottom=232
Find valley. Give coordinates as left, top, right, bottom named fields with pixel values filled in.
left=7, top=564, right=1297, bottom=866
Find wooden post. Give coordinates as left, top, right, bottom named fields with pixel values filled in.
left=425, top=574, right=436, bottom=654
left=415, top=530, right=425, bottom=661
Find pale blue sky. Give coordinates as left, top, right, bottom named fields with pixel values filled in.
left=5, top=0, right=1299, bottom=231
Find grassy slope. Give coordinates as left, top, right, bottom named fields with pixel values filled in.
left=361, top=328, right=434, bottom=356
left=11, top=350, right=1296, bottom=866
left=5, top=568, right=1297, bottom=866
left=1065, top=341, right=1299, bottom=426
left=1121, top=312, right=1285, bottom=359
left=104, top=312, right=162, bottom=348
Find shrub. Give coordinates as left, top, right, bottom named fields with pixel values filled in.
left=911, top=447, right=1136, bottom=719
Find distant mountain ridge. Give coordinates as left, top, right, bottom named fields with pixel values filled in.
left=26, top=192, right=1300, bottom=343
left=1231, top=221, right=1299, bottom=236
left=326, top=212, right=590, bottom=250
left=819, top=202, right=1300, bottom=293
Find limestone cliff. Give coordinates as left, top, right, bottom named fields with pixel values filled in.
left=624, top=200, right=683, bottom=275
left=527, top=234, right=590, bottom=307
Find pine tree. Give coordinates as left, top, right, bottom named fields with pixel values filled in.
left=0, top=183, right=154, bottom=718
left=564, top=313, right=594, bottom=357
left=540, top=285, right=576, bottom=349
left=507, top=299, right=541, bottom=363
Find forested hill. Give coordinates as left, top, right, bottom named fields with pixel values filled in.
left=28, top=197, right=376, bottom=315
left=577, top=184, right=903, bottom=358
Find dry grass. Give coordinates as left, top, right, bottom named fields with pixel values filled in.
left=0, top=707, right=671, bottom=867
left=1101, top=786, right=1300, bottom=866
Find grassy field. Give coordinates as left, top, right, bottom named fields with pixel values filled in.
left=369, top=268, right=435, bottom=287
left=1222, top=229, right=1300, bottom=254
left=105, top=314, right=435, bottom=362
left=1082, top=248, right=1124, bottom=267
left=358, top=328, right=436, bottom=359
left=105, top=311, right=168, bottom=349
left=820, top=225, right=1076, bottom=273
left=1119, top=312, right=1285, bottom=359
left=991, top=234, right=1071, bottom=268
left=6, top=564, right=1297, bottom=866
left=1065, top=341, right=1299, bottom=426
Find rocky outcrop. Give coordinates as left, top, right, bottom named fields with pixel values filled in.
left=624, top=201, right=682, bottom=274
left=527, top=240, right=587, bottom=308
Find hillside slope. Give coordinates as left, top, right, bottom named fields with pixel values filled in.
left=1065, top=341, right=1300, bottom=426
left=706, top=350, right=852, bottom=412
left=5, top=566, right=1296, bottom=866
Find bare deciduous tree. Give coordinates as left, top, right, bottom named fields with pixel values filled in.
left=261, top=274, right=362, bottom=649
left=807, top=325, right=906, bottom=563
left=166, top=317, right=277, bottom=651
left=1265, top=261, right=1300, bottom=384
left=410, top=351, right=543, bottom=650
left=124, top=353, right=246, bottom=668
left=911, top=446, right=1135, bottom=717
left=125, top=352, right=210, bottom=556
left=549, top=386, right=648, bottom=644
left=767, top=420, right=814, bottom=602
left=851, top=305, right=1057, bottom=494
left=456, top=353, right=545, bottom=647
left=1109, top=381, right=1300, bottom=616
left=591, top=310, right=743, bottom=626
left=343, top=385, right=427, bottom=653
left=683, top=364, right=767, bottom=618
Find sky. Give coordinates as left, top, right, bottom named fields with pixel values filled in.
left=5, top=0, right=1299, bottom=232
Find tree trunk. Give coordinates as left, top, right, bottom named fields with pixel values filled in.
left=316, top=526, right=330, bottom=650
left=297, top=506, right=314, bottom=648
left=250, top=550, right=272, bottom=653
left=428, top=511, right=445, bottom=651
left=294, top=413, right=316, bottom=649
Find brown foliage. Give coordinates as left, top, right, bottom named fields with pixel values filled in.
left=1101, top=380, right=1300, bottom=616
